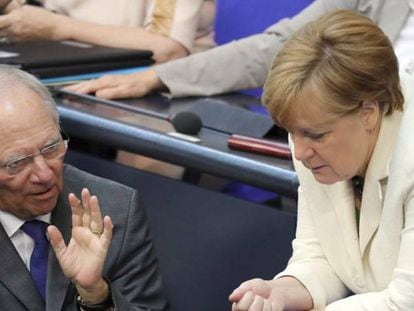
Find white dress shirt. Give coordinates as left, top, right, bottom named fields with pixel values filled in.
left=0, top=210, right=51, bottom=270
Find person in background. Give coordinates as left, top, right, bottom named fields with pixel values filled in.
left=0, top=65, right=168, bottom=310
left=67, top=0, right=413, bottom=100
left=0, top=0, right=215, bottom=63
left=230, top=10, right=414, bottom=310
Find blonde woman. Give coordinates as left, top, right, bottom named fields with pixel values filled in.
left=230, top=10, right=414, bottom=310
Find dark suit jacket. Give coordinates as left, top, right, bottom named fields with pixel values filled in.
left=0, top=164, right=168, bottom=310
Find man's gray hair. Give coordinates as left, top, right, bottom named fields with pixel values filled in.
left=0, top=65, right=59, bottom=124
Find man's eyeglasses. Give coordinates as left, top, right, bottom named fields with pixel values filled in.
left=0, top=134, right=69, bottom=176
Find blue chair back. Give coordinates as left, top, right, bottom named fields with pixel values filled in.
left=214, top=0, right=314, bottom=97
left=215, top=0, right=314, bottom=45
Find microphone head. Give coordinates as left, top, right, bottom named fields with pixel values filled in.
left=170, top=111, right=202, bottom=135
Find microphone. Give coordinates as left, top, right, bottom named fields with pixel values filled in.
left=167, top=112, right=202, bottom=143
left=169, top=111, right=202, bottom=135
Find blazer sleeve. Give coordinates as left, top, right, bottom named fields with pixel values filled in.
left=106, top=189, right=168, bottom=311
left=153, top=0, right=358, bottom=97
left=275, top=185, right=349, bottom=309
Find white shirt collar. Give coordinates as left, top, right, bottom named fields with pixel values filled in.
left=0, top=210, right=51, bottom=238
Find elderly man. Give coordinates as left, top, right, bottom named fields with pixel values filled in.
left=0, top=65, right=167, bottom=310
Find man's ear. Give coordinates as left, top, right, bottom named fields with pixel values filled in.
left=360, top=101, right=380, bottom=131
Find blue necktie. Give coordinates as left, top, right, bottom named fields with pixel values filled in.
left=21, top=220, right=49, bottom=301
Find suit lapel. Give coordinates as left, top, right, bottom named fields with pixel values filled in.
left=323, top=181, right=364, bottom=274
left=46, top=194, right=72, bottom=311
left=359, top=109, right=403, bottom=255
left=0, top=224, right=44, bottom=310
left=293, top=146, right=363, bottom=275
left=358, top=178, right=383, bottom=255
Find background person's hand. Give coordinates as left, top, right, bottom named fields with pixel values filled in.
left=65, top=69, right=165, bottom=99
left=229, top=278, right=285, bottom=311
left=48, top=188, right=113, bottom=303
left=0, top=5, right=63, bottom=42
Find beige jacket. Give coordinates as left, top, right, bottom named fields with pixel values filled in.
left=276, top=74, right=414, bottom=310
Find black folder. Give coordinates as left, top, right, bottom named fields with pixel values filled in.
left=189, top=98, right=276, bottom=138
left=0, top=40, right=154, bottom=78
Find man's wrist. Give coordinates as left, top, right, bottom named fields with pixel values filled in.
left=77, top=294, right=113, bottom=311
left=76, top=278, right=110, bottom=305
left=76, top=278, right=113, bottom=311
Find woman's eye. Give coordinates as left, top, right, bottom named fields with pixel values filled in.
left=307, top=132, right=326, bottom=140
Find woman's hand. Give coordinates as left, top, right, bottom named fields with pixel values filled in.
left=230, top=277, right=315, bottom=311
left=229, top=278, right=286, bottom=311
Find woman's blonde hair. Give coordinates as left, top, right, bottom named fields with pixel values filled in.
left=263, top=10, right=403, bottom=127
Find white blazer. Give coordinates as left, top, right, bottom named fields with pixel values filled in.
left=276, top=74, right=414, bottom=310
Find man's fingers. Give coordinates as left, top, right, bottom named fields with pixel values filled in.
left=262, top=299, right=274, bottom=311
left=48, top=225, right=67, bottom=259
left=69, top=192, right=82, bottom=227
left=70, top=189, right=109, bottom=242
left=89, top=195, right=103, bottom=234
left=81, top=188, right=91, bottom=228
left=101, top=216, right=113, bottom=248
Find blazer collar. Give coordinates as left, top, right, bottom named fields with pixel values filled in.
left=358, top=108, right=403, bottom=255
left=324, top=180, right=363, bottom=273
